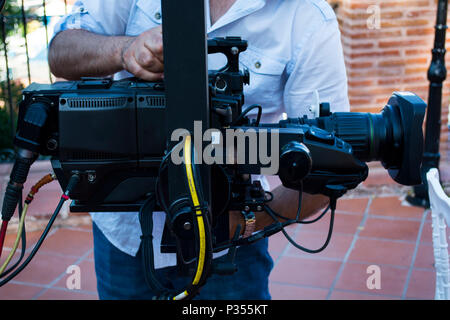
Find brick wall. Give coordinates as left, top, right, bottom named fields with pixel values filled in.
left=332, top=0, right=449, bottom=161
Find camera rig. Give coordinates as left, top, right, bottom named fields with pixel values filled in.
left=0, top=1, right=427, bottom=300
left=0, top=36, right=427, bottom=299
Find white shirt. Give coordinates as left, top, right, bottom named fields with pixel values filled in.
left=52, top=0, right=350, bottom=267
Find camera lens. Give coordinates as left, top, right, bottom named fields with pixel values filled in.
left=320, top=105, right=403, bottom=167
left=289, top=92, right=426, bottom=186
left=321, top=93, right=426, bottom=185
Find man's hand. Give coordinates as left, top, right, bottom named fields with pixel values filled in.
left=49, top=26, right=164, bottom=81
left=121, top=26, right=164, bottom=81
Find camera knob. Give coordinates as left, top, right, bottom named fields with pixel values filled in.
left=278, top=141, right=312, bottom=190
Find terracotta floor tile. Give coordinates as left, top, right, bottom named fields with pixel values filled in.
left=0, top=283, right=43, bottom=300
left=369, top=196, right=424, bottom=219
left=405, top=269, right=435, bottom=300
left=270, top=250, right=282, bottom=262
left=68, top=218, right=92, bottom=226
left=36, top=288, right=98, bottom=300
left=359, top=217, right=421, bottom=242
left=268, top=230, right=290, bottom=254
left=329, top=290, right=399, bottom=300
left=302, top=212, right=363, bottom=235
left=3, top=230, right=44, bottom=249
left=269, top=256, right=342, bottom=288
left=363, top=168, right=396, bottom=187
left=53, top=259, right=97, bottom=293
left=26, top=190, right=66, bottom=217
left=10, top=252, right=78, bottom=286
left=269, top=283, right=329, bottom=300
left=30, top=160, right=53, bottom=172
left=348, top=238, right=415, bottom=267
left=39, top=228, right=93, bottom=257
left=420, top=222, right=433, bottom=245
left=286, top=231, right=353, bottom=260
left=414, top=244, right=435, bottom=270
left=335, top=198, right=369, bottom=215
left=86, top=250, right=95, bottom=261
left=335, top=262, right=408, bottom=297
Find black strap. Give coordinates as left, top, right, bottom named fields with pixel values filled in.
left=139, top=194, right=172, bottom=297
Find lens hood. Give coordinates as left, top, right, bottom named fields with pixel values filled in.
left=384, top=92, right=426, bottom=185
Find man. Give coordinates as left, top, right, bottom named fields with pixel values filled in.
left=49, top=0, right=349, bottom=299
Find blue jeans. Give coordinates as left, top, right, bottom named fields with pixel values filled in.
left=92, top=222, right=274, bottom=300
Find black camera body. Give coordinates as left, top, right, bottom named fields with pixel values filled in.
left=15, top=76, right=366, bottom=210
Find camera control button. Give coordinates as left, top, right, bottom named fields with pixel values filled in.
left=306, top=127, right=335, bottom=145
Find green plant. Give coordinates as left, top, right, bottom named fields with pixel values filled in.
left=0, top=79, right=23, bottom=161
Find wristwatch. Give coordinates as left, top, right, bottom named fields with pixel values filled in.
left=241, top=210, right=256, bottom=238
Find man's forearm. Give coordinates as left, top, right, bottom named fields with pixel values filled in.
left=48, top=29, right=133, bottom=80
left=229, top=185, right=329, bottom=237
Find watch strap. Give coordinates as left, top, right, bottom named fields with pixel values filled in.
left=241, top=210, right=256, bottom=238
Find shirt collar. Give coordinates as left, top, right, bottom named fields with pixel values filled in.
left=207, top=0, right=267, bottom=33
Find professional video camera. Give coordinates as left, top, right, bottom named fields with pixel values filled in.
left=0, top=37, right=426, bottom=299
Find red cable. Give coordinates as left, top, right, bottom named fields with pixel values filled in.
left=0, top=220, right=8, bottom=259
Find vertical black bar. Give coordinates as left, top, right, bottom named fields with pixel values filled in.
left=161, top=0, right=212, bottom=271
left=64, top=0, right=68, bottom=15
left=1, top=15, right=15, bottom=141
left=161, top=0, right=211, bottom=204
left=409, top=0, right=448, bottom=207
left=21, top=0, right=31, bottom=84
left=423, top=0, right=447, bottom=165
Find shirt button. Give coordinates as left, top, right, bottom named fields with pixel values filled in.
left=254, top=61, right=262, bottom=69
left=154, top=12, right=162, bottom=20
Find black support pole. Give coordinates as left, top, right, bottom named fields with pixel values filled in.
left=161, top=0, right=212, bottom=264
left=408, top=0, right=448, bottom=208
left=161, top=0, right=211, bottom=201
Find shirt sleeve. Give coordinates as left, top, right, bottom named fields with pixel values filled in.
left=52, top=0, right=134, bottom=37
left=284, top=17, right=350, bottom=117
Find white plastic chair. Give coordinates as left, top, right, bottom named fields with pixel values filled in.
left=426, top=168, right=450, bottom=300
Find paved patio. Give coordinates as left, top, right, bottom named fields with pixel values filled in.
left=0, top=160, right=448, bottom=300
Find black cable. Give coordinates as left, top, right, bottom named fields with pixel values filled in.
left=231, top=104, right=262, bottom=126
left=264, top=198, right=336, bottom=254
left=0, top=0, right=5, bottom=13
left=298, top=204, right=331, bottom=225
left=139, top=195, right=171, bottom=296
left=0, top=197, right=65, bottom=286
left=264, top=185, right=303, bottom=223
left=141, top=137, right=214, bottom=300
left=155, top=147, right=200, bottom=265
left=264, top=189, right=330, bottom=225
left=0, top=174, right=79, bottom=287
left=282, top=207, right=335, bottom=254
left=262, top=184, right=336, bottom=254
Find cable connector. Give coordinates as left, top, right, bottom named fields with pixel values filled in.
left=1, top=151, right=37, bottom=221
left=64, top=174, right=80, bottom=197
